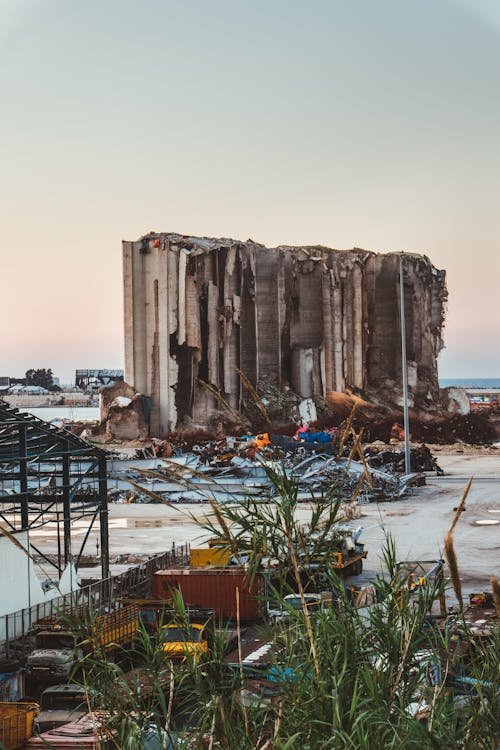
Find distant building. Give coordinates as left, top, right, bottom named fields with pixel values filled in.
left=9, top=377, right=27, bottom=386
left=75, top=369, right=124, bottom=392
left=8, top=384, right=49, bottom=395
left=0, top=377, right=9, bottom=391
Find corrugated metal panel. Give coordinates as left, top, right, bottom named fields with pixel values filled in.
left=24, top=713, right=103, bottom=749
left=152, top=568, right=264, bottom=622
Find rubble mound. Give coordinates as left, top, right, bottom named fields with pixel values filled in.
left=357, top=411, right=497, bottom=445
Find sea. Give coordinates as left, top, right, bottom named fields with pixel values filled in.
left=27, top=406, right=100, bottom=423
left=439, top=378, right=500, bottom=389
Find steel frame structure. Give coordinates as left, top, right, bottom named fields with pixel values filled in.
left=0, top=399, right=109, bottom=579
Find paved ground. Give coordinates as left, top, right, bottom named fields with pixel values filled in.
left=31, top=454, right=500, bottom=602
left=355, top=455, right=500, bottom=595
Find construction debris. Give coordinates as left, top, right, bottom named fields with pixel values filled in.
left=99, top=380, right=148, bottom=441
left=106, top=429, right=437, bottom=505
left=354, top=411, right=497, bottom=445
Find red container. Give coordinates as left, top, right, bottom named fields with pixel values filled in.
left=152, top=568, right=264, bottom=622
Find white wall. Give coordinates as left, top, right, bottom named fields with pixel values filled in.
left=0, top=532, right=79, bottom=637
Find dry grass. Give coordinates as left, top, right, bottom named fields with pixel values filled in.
left=491, top=575, right=500, bottom=620
left=448, top=477, right=473, bottom=535
left=444, top=531, right=463, bottom=609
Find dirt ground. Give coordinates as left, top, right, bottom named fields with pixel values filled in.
left=31, top=451, right=499, bottom=604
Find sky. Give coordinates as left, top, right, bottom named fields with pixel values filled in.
left=1, top=0, right=499, bottom=383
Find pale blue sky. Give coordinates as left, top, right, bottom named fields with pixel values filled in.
left=1, top=0, right=499, bottom=382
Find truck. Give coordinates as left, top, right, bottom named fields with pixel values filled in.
left=160, top=621, right=210, bottom=662
left=26, top=604, right=139, bottom=685
left=329, top=548, right=366, bottom=576
left=26, top=630, right=82, bottom=685
left=293, top=526, right=368, bottom=591
left=317, top=525, right=367, bottom=577
left=0, top=701, right=39, bottom=749
left=36, top=685, right=88, bottom=733
left=119, top=599, right=214, bottom=659
left=469, top=396, right=498, bottom=411
left=267, top=593, right=324, bottom=622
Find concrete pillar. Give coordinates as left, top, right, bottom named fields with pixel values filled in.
left=166, top=247, right=179, bottom=431
left=157, top=243, right=170, bottom=436
left=223, top=245, right=240, bottom=408
left=134, top=245, right=149, bottom=396
left=352, top=263, right=364, bottom=389
left=122, top=242, right=135, bottom=387
left=321, top=267, right=334, bottom=394
left=255, top=248, right=281, bottom=383
left=332, top=273, right=345, bottom=392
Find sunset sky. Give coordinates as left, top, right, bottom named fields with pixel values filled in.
left=2, top=0, right=499, bottom=383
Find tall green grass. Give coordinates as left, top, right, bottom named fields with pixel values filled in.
left=77, top=464, right=499, bottom=749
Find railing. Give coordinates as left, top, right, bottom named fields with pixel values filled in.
left=0, top=543, right=189, bottom=654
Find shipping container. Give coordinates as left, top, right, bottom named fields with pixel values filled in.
left=0, top=702, right=39, bottom=750
left=152, top=568, right=264, bottom=622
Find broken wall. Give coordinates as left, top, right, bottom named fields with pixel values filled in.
left=123, top=233, right=447, bottom=437
left=100, top=381, right=148, bottom=440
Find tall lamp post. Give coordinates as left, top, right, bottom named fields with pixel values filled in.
left=399, top=253, right=411, bottom=475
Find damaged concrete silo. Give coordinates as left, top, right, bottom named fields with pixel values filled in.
left=123, top=233, right=447, bottom=437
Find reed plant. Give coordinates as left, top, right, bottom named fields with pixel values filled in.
left=76, top=464, right=499, bottom=749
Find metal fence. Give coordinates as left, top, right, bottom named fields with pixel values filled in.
left=1, top=544, right=189, bottom=655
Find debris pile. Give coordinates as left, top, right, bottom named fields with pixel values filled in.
left=365, top=443, right=443, bottom=474
left=107, top=428, right=435, bottom=505
left=355, top=411, right=497, bottom=445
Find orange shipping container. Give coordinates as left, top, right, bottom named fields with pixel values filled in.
left=152, top=568, right=264, bottom=622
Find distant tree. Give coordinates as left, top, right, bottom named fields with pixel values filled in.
left=25, top=368, right=54, bottom=390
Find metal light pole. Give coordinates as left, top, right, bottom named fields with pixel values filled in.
left=399, top=254, right=411, bottom=475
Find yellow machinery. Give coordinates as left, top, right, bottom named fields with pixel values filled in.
left=395, top=559, right=446, bottom=615
left=190, top=547, right=232, bottom=567
left=160, top=622, right=209, bottom=662
left=0, top=702, right=39, bottom=750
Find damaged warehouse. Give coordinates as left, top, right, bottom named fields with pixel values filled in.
left=123, top=233, right=447, bottom=437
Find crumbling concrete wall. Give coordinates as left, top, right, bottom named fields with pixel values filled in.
left=123, top=233, right=447, bottom=437
left=100, top=381, right=148, bottom=440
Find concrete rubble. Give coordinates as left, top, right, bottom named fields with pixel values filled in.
left=123, top=233, right=447, bottom=436
left=106, top=434, right=436, bottom=506
left=441, top=386, right=471, bottom=415
left=99, top=380, right=148, bottom=441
